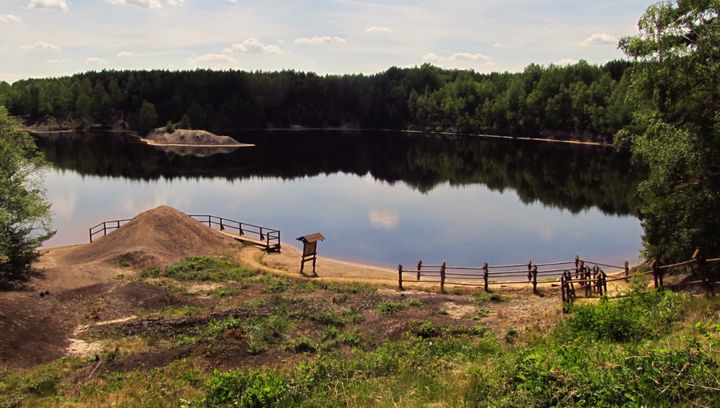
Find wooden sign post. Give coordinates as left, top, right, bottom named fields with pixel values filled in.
left=296, top=233, right=325, bottom=276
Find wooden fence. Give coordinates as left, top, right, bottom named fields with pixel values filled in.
left=189, top=214, right=281, bottom=253
left=89, top=219, right=132, bottom=242
left=397, top=256, right=629, bottom=294
left=399, top=249, right=719, bottom=311
left=88, top=213, right=281, bottom=253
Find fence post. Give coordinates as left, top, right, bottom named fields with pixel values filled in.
left=624, top=261, right=630, bottom=277
left=561, top=276, right=566, bottom=304
left=89, top=228, right=93, bottom=243
left=398, top=265, right=404, bottom=291
left=220, top=218, right=224, bottom=231
left=527, top=261, right=533, bottom=282
left=602, top=271, right=608, bottom=296
left=585, top=265, right=591, bottom=297
left=693, top=248, right=710, bottom=289
left=532, top=265, right=538, bottom=295
left=417, top=260, right=423, bottom=281
left=575, top=255, right=580, bottom=276
left=483, top=262, right=489, bottom=292
left=440, top=262, right=446, bottom=294
left=103, top=223, right=107, bottom=237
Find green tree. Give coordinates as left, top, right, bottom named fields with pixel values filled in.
left=137, top=100, right=158, bottom=135
left=0, top=107, right=54, bottom=282
left=618, top=0, right=720, bottom=261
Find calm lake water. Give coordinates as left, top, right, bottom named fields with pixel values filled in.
left=37, top=130, right=643, bottom=267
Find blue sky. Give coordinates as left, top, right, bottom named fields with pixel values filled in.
left=0, top=0, right=652, bottom=82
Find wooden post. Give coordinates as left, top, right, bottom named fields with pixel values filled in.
left=103, top=223, right=107, bottom=237
left=440, top=262, right=446, bottom=294
left=693, top=248, right=710, bottom=289
left=561, top=276, right=566, bottom=304
left=575, top=255, right=580, bottom=276
left=602, top=271, right=608, bottom=296
left=625, top=261, right=630, bottom=277
left=398, top=265, right=404, bottom=291
left=220, top=218, right=224, bottom=231
left=239, top=223, right=244, bottom=236
left=89, top=229, right=93, bottom=243
left=416, top=260, right=423, bottom=281
left=584, top=266, right=591, bottom=298
left=527, top=261, right=533, bottom=282
left=483, top=262, right=489, bottom=292
left=300, top=256, right=305, bottom=274
left=312, top=254, right=317, bottom=275
left=531, top=265, right=538, bottom=295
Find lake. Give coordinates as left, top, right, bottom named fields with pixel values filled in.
left=36, top=130, right=643, bottom=268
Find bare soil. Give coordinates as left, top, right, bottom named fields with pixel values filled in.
left=0, top=205, right=564, bottom=371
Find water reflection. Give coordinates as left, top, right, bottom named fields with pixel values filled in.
left=36, top=131, right=643, bottom=266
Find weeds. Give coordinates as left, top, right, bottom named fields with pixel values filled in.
left=141, top=256, right=257, bottom=282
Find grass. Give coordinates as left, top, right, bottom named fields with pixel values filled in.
left=140, top=256, right=258, bottom=282
left=3, top=260, right=720, bottom=407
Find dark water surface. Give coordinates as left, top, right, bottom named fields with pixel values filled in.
left=37, top=130, right=643, bottom=267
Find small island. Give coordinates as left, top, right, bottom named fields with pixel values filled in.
left=141, top=127, right=253, bottom=148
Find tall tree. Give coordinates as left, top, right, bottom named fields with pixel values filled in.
left=0, top=107, right=54, bottom=282
left=618, top=0, right=720, bottom=261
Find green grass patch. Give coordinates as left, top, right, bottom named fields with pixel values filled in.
left=141, top=256, right=258, bottom=282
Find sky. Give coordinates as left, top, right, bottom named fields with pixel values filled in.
left=0, top=0, right=652, bottom=83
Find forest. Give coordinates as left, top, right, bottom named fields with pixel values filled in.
left=0, top=60, right=632, bottom=142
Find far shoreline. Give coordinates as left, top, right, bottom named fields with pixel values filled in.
left=22, top=126, right=614, bottom=148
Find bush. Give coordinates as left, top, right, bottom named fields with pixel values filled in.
left=203, top=370, right=290, bottom=407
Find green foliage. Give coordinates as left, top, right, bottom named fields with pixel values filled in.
left=4, top=62, right=632, bottom=142
left=0, top=107, right=54, bottom=283
left=202, top=370, right=290, bottom=407
left=165, top=120, right=175, bottom=133
left=473, top=291, right=505, bottom=305
left=141, top=256, right=258, bottom=282
left=137, top=100, right=158, bottom=135
left=562, top=289, right=688, bottom=342
left=288, top=337, right=317, bottom=354
left=377, top=298, right=425, bottom=315
left=618, top=0, right=720, bottom=261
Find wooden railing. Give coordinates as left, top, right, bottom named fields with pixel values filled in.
left=88, top=214, right=281, bottom=253
left=89, top=219, right=132, bottom=242
left=397, top=256, right=629, bottom=294
left=189, top=214, right=281, bottom=253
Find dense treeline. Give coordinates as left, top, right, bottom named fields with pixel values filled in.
left=0, top=61, right=632, bottom=141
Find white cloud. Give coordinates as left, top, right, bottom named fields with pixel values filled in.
left=187, top=53, right=236, bottom=67
left=46, top=58, right=69, bottom=64
left=85, top=57, right=108, bottom=64
left=294, top=36, right=346, bottom=45
left=423, top=52, right=494, bottom=69
left=449, top=52, right=490, bottom=61
left=365, top=26, right=394, bottom=33
left=223, top=38, right=283, bottom=55
left=27, top=0, right=69, bottom=11
left=582, top=33, right=617, bottom=46
left=554, top=58, right=579, bottom=65
left=369, top=210, right=400, bottom=231
left=20, top=41, right=61, bottom=51
left=422, top=53, right=441, bottom=63
left=167, top=0, right=184, bottom=6
left=108, top=0, right=162, bottom=9
left=0, top=14, right=22, bottom=23
left=116, top=50, right=135, bottom=58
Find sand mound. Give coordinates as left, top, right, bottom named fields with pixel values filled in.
left=145, top=128, right=240, bottom=146
left=62, top=206, right=241, bottom=268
